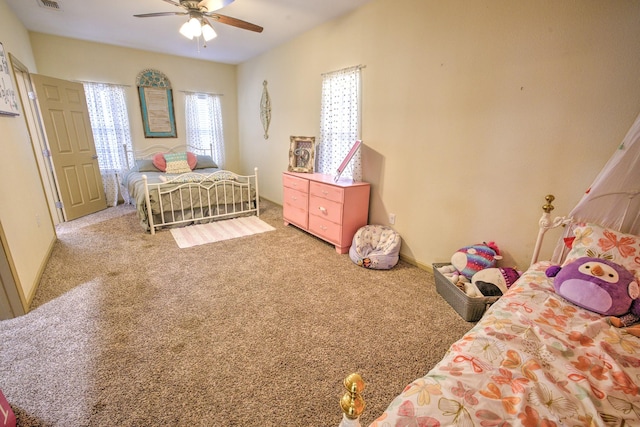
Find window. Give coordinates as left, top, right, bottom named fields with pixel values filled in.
left=83, top=82, right=133, bottom=172
left=317, top=66, right=362, bottom=181
left=185, top=93, right=225, bottom=167
left=83, top=82, right=134, bottom=206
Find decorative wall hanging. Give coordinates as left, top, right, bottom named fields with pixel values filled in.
left=260, top=80, right=271, bottom=139
left=136, top=69, right=176, bottom=138
left=288, top=136, right=315, bottom=173
left=0, top=43, right=20, bottom=116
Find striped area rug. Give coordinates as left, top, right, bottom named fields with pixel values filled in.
left=170, top=216, right=275, bottom=248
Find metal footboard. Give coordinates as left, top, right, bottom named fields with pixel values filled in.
left=142, top=167, right=259, bottom=234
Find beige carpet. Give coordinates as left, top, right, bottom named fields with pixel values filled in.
left=0, top=199, right=474, bottom=426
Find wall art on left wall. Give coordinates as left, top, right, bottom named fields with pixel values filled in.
left=0, top=43, right=20, bottom=116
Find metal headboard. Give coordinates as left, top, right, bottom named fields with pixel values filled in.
left=123, top=143, right=214, bottom=169
left=531, top=191, right=640, bottom=265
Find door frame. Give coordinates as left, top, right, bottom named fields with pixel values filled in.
left=10, top=53, right=65, bottom=225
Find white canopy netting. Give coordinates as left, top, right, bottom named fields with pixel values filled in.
left=571, top=113, right=640, bottom=233
left=553, top=112, right=640, bottom=260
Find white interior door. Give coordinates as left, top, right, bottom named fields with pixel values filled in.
left=31, top=74, right=107, bottom=221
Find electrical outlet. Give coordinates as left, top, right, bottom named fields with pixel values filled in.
left=36, top=214, right=41, bottom=227
left=389, top=213, right=396, bottom=225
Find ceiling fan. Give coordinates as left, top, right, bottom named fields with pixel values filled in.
left=134, top=0, right=263, bottom=41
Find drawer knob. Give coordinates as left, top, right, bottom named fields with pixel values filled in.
left=319, top=206, right=327, bottom=214
left=322, top=190, right=329, bottom=195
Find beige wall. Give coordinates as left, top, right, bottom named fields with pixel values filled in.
left=29, top=33, right=240, bottom=171
left=0, top=0, right=54, bottom=307
left=2, top=0, right=640, bottom=308
left=237, top=0, right=640, bottom=269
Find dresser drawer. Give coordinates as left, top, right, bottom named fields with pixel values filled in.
left=283, top=174, right=309, bottom=192
left=283, top=187, right=308, bottom=211
left=283, top=204, right=308, bottom=228
left=310, top=182, right=344, bottom=204
left=309, top=214, right=341, bottom=244
left=308, top=195, right=342, bottom=224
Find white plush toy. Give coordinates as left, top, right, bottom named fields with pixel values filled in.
left=467, top=267, right=522, bottom=297
left=437, top=264, right=470, bottom=291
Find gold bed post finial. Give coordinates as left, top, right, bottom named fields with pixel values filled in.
left=542, top=194, right=555, bottom=213
left=339, top=373, right=366, bottom=427
left=530, top=194, right=572, bottom=265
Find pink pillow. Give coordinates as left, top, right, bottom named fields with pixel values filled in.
left=152, top=152, right=197, bottom=172
left=152, top=153, right=167, bottom=171
left=186, top=152, right=197, bottom=170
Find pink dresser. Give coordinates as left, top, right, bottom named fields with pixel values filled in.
left=282, top=172, right=370, bottom=254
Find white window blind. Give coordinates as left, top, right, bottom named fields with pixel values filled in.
left=317, top=66, right=362, bottom=181
left=83, top=82, right=133, bottom=206
left=83, top=82, right=133, bottom=172
left=185, top=93, right=225, bottom=168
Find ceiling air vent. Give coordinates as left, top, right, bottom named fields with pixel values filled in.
left=36, top=0, right=63, bottom=11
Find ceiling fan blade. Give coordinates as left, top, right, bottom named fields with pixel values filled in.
left=134, top=12, right=188, bottom=18
left=208, top=13, right=263, bottom=33
left=198, top=0, right=234, bottom=12
left=161, top=0, right=182, bottom=6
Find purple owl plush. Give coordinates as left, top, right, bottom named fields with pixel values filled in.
left=545, top=257, right=640, bottom=326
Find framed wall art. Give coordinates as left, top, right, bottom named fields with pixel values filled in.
left=0, top=43, right=20, bottom=116
left=136, top=69, right=176, bottom=138
left=288, top=136, right=315, bottom=173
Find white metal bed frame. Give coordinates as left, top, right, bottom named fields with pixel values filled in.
left=124, top=143, right=260, bottom=235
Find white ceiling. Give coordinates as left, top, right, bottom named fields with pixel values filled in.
left=6, top=0, right=372, bottom=64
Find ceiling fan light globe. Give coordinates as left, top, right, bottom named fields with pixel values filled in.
left=198, top=0, right=234, bottom=12
left=179, top=21, right=195, bottom=39
left=188, top=17, right=202, bottom=37
left=202, top=24, right=217, bottom=41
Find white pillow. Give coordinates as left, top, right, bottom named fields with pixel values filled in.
left=562, top=222, right=640, bottom=279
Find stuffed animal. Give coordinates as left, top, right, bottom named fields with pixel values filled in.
left=467, top=267, right=522, bottom=297
left=545, top=257, right=640, bottom=333
left=451, top=242, right=502, bottom=280
left=437, top=264, right=469, bottom=291
left=609, top=317, right=640, bottom=337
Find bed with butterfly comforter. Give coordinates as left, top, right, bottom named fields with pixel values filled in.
left=369, top=222, right=640, bottom=426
